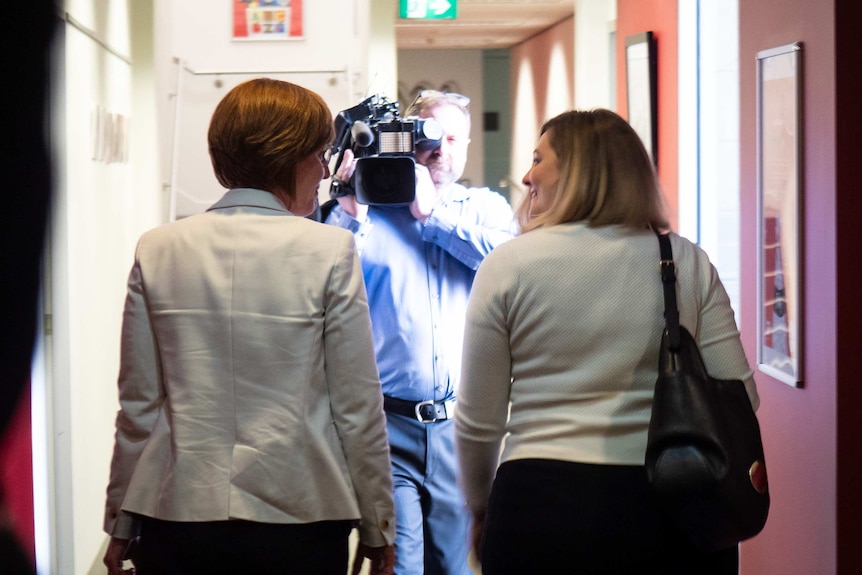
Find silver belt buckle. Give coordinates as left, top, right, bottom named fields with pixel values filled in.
left=414, top=399, right=438, bottom=423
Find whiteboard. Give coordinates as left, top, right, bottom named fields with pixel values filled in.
left=169, top=66, right=352, bottom=219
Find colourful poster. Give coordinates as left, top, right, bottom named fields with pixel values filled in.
left=233, top=0, right=303, bottom=41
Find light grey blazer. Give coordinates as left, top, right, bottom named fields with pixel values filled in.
left=104, top=188, right=395, bottom=547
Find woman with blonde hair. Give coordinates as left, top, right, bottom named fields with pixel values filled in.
left=456, top=109, right=758, bottom=573
left=102, top=78, right=395, bottom=575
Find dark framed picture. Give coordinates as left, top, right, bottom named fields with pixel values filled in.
left=756, top=42, right=803, bottom=388
left=625, top=31, right=657, bottom=165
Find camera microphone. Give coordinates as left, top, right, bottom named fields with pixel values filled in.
left=351, top=121, right=375, bottom=148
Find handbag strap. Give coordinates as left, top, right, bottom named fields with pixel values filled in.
left=656, top=231, right=681, bottom=350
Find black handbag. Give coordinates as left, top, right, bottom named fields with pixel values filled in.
left=645, top=232, right=770, bottom=552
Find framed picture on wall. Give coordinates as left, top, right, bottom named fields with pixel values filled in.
left=755, top=41, right=803, bottom=388
left=625, top=31, right=657, bottom=165
left=232, top=0, right=303, bottom=41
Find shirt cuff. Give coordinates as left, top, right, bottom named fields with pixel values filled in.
left=358, top=509, right=397, bottom=547
left=421, top=206, right=455, bottom=247
left=107, top=510, right=141, bottom=540
left=331, top=205, right=371, bottom=228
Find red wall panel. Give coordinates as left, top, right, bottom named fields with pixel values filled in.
left=616, top=0, right=678, bottom=230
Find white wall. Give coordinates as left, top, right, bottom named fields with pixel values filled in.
left=39, top=2, right=162, bottom=573
left=678, top=0, right=741, bottom=315
left=574, top=0, right=617, bottom=110
left=156, top=0, right=370, bottom=217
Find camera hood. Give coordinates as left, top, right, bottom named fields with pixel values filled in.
left=354, top=157, right=416, bottom=205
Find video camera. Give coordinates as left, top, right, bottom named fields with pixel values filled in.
left=329, top=94, right=443, bottom=205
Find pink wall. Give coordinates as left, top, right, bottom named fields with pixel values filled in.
left=616, top=0, right=678, bottom=229
left=507, top=16, right=575, bottom=210
left=616, top=0, right=860, bottom=572
left=739, top=0, right=862, bottom=573
left=510, top=15, right=575, bottom=123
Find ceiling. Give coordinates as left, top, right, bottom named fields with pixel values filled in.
left=394, top=0, right=575, bottom=51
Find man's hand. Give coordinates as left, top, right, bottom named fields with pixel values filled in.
left=334, top=149, right=368, bottom=221
left=410, top=163, right=439, bottom=223
left=336, top=195, right=368, bottom=221
left=351, top=542, right=395, bottom=575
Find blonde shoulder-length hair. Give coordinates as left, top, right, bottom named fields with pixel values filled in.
left=516, top=109, right=669, bottom=233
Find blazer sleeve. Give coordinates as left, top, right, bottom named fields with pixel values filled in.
left=103, top=243, right=165, bottom=538
left=322, top=233, right=396, bottom=547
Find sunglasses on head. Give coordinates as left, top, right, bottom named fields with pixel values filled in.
left=411, top=90, right=471, bottom=109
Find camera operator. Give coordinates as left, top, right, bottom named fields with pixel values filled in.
left=325, top=90, right=516, bottom=574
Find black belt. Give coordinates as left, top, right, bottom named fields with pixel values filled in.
left=383, top=396, right=456, bottom=423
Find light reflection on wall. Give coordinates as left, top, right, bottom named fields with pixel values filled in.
left=510, top=57, right=538, bottom=213
left=509, top=28, right=575, bottom=215
left=545, top=43, right=573, bottom=119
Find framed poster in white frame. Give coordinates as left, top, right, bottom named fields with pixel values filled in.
left=755, top=41, right=803, bottom=388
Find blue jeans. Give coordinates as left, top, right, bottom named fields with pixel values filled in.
left=385, top=413, right=472, bottom=575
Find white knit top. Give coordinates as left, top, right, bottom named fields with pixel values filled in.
left=455, top=223, right=758, bottom=514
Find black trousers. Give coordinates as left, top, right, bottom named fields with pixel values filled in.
left=479, top=459, right=738, bottom=575
left=134, top=517, right=354, bottom=575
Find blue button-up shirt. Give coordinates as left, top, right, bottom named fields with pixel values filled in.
left=327, top=184, right=516, bottom=402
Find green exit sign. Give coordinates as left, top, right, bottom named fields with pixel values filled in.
left=399, top=0, right=457, bottom=20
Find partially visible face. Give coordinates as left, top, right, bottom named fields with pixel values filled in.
left=522, top=130, right=559, bottom=218
left=292, top=146, right=331, bottom=216
left=413, top=103, right=471, bottom=187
